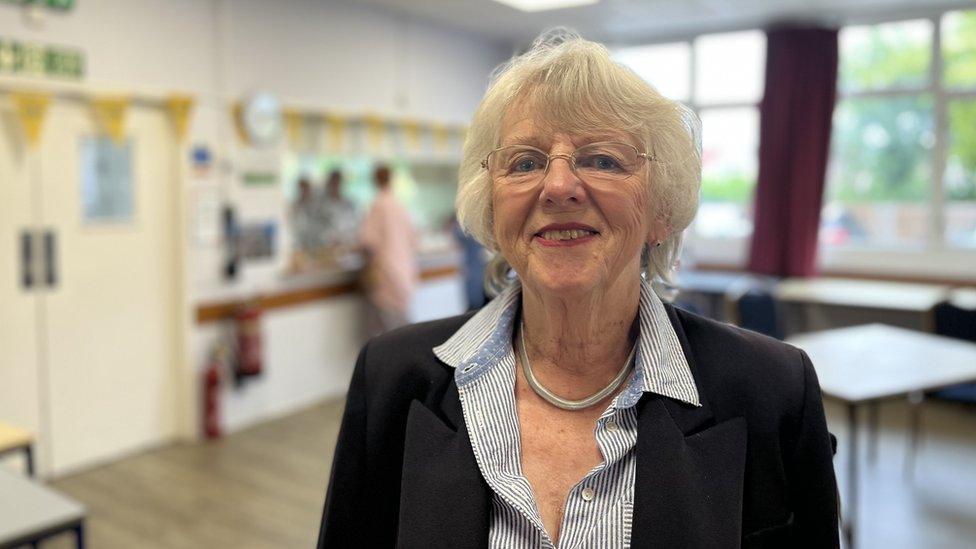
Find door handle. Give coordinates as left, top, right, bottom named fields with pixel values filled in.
left=20, top=230, right=34, bottom=289
left=43, top=229, right=57, bottom=288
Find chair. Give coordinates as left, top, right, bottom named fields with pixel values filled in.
left=724, top=276, right=784, bottom=340
left=0, top=421, right=35, bottom=477
left=928, top=295, right=976, bottom=403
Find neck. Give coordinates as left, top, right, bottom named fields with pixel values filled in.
left=519, top=274, right=641, bottom=398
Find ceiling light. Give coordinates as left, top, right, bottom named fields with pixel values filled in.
left=491, top=0, right=600, bottom=13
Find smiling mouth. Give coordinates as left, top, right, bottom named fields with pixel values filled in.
left=535, top=228, right=599, bottom=242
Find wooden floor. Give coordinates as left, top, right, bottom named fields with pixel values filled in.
left=45, top=400, right=344, bottom=549
left=36, top=396, right=976, bottom=548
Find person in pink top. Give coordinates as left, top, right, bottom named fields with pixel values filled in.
left=359, top=165, right=418, bottom=336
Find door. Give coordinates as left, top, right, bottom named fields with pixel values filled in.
left=0, top=98, right=43, bottom=469
left=38, top=100, right=180, bottom=475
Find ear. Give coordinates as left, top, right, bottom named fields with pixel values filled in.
left=646, top=217, right=670, bottom=247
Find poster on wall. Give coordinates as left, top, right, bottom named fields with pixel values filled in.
left=80, top=136, right=134, bottom=224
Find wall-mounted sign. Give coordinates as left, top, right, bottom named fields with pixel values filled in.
left=1, top=0, right=74, bottom=10
left=0, top=39, right=84, bottom=79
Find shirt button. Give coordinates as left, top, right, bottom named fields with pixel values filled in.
left=606, top=420, right=619, bottom=432
left=581, top=487, right=595, bottom=501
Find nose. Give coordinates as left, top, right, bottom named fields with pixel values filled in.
left=539, top=154, right=586, bottom=208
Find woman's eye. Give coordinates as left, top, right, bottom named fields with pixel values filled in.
left=580, top=154, right=622, bottom=171
left=509, top=155, right=544, bottom=173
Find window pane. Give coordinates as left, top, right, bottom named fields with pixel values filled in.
left=694, top=31, right=765, bottom=105
left=694, top=107, right=758, bottom=239
left=822, top=96, right=933, bottom=247
left=946, top=98, right=976, bottom=247
left=839, top=19, right=932, bottom=92
left=612, top=42, right=690, bottom=101
left=943, top=10, right=976, bottom=89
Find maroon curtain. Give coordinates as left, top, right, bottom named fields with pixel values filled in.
left=747, top=27, right=838, bottom=277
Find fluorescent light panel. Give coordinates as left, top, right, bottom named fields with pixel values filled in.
left=492, top=0, right=600, bottom=13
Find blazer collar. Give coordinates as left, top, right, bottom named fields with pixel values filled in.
left=432, top=278, right=701, bottom=407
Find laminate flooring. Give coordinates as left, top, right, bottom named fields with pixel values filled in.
left=45, top=399, right=343, bottom=549
left=35, top=396, right=976, bottom=548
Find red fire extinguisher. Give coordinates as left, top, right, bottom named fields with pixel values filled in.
left=203, top=346, right=224, bottom=439
left=235, top=299, right=264, bottom=380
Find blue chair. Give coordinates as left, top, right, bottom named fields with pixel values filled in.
left=724, top=276, right=784, bottom=340
left=929, top=298, right=976, bottom=403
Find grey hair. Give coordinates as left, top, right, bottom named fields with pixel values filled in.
left=456, top=29, right=702, bottom=297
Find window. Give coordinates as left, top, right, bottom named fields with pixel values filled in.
left=614, top=32, right=766, bottom=241
left=824, top=11, right=976, bottom=250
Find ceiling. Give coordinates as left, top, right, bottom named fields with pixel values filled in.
left=350, top=0, right=976, bottom=46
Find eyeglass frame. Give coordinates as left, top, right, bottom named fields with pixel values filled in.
left=480, top=141, right=657, bottom=182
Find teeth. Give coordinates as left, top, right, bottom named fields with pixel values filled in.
left=540, top=229, right=594, bottom=241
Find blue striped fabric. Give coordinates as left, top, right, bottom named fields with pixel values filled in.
left=433, top=278, right=700, bottom=548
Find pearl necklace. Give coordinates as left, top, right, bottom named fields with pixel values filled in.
left=518, top=321, right=636, bottom=411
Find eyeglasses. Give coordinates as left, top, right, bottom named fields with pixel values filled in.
left=481, top=141, right=653, bottom=185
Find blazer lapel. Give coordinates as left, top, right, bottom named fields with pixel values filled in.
left=631, top=397, right=747, bottom=548
left=396, top=384, right=490, bottom=549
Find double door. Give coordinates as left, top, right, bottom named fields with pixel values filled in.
left=0, top=95, right=180, bottom=476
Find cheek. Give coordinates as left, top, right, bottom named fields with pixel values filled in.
left=492, top=187, right=534, bottom=245
left=605, top=189, right=652, bottom=240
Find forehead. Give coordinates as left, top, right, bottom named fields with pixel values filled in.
left=499, top=96, right=637, bottom=148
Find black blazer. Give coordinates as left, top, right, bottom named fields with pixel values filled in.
left=318, top=304, right=839, bottom=548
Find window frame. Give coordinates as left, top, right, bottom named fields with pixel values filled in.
left=613, top=10, right=976, bottom=279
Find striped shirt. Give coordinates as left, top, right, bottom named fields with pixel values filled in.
left=433, top=278, right=700, bottom=548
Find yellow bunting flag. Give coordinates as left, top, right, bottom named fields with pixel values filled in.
left=364, top=114, right=384, bottom=150
left=433, top=123, right=449, bottom=151
left=325, top=113, right=345, bottom=151
left=231, top=102, right=250, bottom=145
left=91, top=96, right=130, bottom=144
left=403, top=119, right=421, bottom=149
left=165, top=95, right=194, bottom=142
left=283, top=109, right=303, bottom=149
left=11, top=92, right=50, bottom=148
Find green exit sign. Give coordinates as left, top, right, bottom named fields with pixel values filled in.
left=1, top=0, right=75, bottom=10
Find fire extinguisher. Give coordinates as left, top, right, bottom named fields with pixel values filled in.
left=235, top=299, right=263, bottom=382
left=203, top=345, right=224, bottom=439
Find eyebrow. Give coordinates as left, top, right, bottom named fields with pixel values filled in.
left=499, top=133, right=634, bottom=149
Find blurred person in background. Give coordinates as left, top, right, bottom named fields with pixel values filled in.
left=291, top=177, right=326, bottom=255
left=320, top=31, right=837, bottom=548
left=359, top=165, right=418, bottom=336
left=318, top=169, right=359, bottom=249
left=451, top=213, right=488, bottom=310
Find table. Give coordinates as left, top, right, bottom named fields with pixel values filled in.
left=776, top=278, right=951, bottom=333
left=673, top=270, right=746, bottom=320
left=787, top=324, right=976, bottom=549
left=0, top=468, right=86, bottom=549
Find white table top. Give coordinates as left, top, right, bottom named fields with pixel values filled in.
left=775, top=278, right=950, bottom=312
left=787, top=324, right=976, bottom=403
left=0, top=468, right=85, bottom=543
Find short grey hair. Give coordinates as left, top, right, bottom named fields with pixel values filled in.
left=456, top=29, right=702, bottom=296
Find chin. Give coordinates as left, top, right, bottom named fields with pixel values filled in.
left=525, top=265, right=602, bottom=296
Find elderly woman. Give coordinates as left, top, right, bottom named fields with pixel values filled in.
left=319, top=32, right=838, bottom=548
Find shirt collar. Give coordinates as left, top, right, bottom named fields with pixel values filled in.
left=432, top=278, right=701, bottom=407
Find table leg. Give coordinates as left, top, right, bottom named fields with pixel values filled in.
left=75, top=520, right=86, bottom=549
left=905, top=391, right=924, bottom=481
left=845, top=403, right=858, bottom=549
left=25, top=444, right=35, bottom=477
left=868, top=401, right=879, bottom=465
